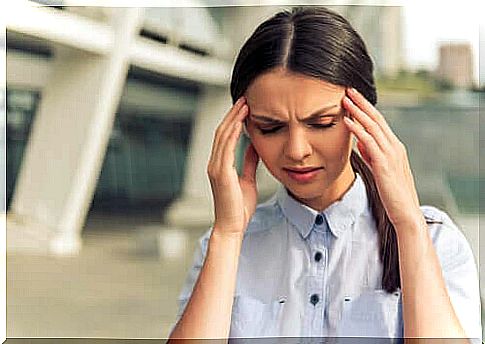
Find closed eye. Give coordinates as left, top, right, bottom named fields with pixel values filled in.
left=310, top=123, right=337, bottom=129
left=258, top=122, right=337, bottom=135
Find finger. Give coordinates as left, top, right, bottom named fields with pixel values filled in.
left=343, top=96, right=390, bottom=153
left=210, top=97, right=242, bottom=145
left=343, top=116, right=383, bottom=168
left=220, top=121, right=243, bottom=169
left=210, top=99, right=247, bottom=167
left=215, top=105, right=249, bottom=171
left=346, top=88, right=398, bottom=144
left=219, top=118, right=244, bottom=168
left=210, top=97, right=246, bottom=163
left=214, top=96, right=247, bottom=144
left=218, top=103, right=248, bottom=144
left=344, top=106, right=366, bottom=137
left=241, top=143, right=259, bottom=182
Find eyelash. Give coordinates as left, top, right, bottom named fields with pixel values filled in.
left=258, top=122, right=337, bottom=135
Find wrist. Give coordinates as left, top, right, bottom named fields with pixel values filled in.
left=208, top=229, right=245, bottom=258
left=211, top=225, right=245, bottom=241
left=393, top=213, right=428, bottom=238
left=390, top=206, right=424, bottom=228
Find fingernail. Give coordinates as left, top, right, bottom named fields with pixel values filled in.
left=350, top=87, right=358, bottom=94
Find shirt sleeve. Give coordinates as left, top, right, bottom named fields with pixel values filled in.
left=422, top=206, right=482, bottom=341
left=167, top=227, right=213, bottom=338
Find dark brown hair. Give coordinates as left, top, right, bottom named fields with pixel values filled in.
left=230, top=6, right=439, bottom=293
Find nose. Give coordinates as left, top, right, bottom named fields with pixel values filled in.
left=283, top=126, right=312, bottom=162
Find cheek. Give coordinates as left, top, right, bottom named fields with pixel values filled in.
left=316, top=129, right=353, bottom=161
left=339, top=131, right=353, bottom=155
left=333, top=125, right=353, bottom=150
left=250, top=137, right=282, bottom=172
left=251, top=136, right=277, bottom=160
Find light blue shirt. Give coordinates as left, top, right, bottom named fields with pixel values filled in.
left=171, top=173, right=482, bottom=341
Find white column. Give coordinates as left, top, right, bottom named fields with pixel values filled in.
left=7, top=8, right=145, bottom=255
left=380, top=6, right=404, bottom=77
left=164, top=7, right=282, bottom=229
left=164, top=85, right=227, bottom=228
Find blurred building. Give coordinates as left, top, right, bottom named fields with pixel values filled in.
left=213, top=4, right=405, bottom=77
left=5, top=3, right=482, bottom=338
left=5, top=2, right=470, bottom=258
left=336, top=5, right=404, bottom=77
left=436, top=42, right=475, bottom=88
left=5, top=4, right=234, bottom=255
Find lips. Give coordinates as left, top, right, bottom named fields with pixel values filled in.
left=284, top=167, right=323, bottom=183
left=284, top=167, right=322, bottom=173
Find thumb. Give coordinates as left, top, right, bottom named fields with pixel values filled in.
left=241, top=143, right=259, bottom=182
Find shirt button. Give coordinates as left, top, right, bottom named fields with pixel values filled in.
left=314, top=251, right=323, bottom=262
left=315, top=214, right=324, bottom=225
left=310, top=293, right=319, bottom=305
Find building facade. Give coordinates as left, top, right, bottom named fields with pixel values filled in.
left=437, top=42, right=475, bottom=88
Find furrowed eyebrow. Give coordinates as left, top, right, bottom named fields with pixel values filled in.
left=250, top=104, right=340, bottom=124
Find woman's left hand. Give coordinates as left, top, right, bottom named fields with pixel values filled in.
left=342, top=87, right=423, bottom=229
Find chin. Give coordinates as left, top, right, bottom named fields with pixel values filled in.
left=284, top=182, right=325, bottom=199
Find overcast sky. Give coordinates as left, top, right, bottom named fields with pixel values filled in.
left=14, top=0, right=485, bottom=85
left=402, top=0, right=483, bottom=85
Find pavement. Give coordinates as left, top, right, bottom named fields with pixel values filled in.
left=7, top=211, right=208, bottom=338
left=6, top=211, right=483, bottom=339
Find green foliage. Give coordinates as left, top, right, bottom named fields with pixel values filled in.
left=434, top=78, right=455, bottom=91
left=375, top=69, right=438, bottom=98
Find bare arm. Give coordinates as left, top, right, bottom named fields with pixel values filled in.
left=396, top=216, right=470, bottom=343
left=342, top=87, right=476, bottom=343
left=169, top=95, right=259, bottom=342
left=168, top=230, right=243, bottom=341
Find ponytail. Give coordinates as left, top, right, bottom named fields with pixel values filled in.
left=350, top=150, right=400, bottom=293
left=351, top=150, right=442, bottom=293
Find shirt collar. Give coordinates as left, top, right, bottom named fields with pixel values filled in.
left=276, top=172, right=368, bottom=239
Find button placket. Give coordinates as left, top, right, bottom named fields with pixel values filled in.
left=306, top=215, right=329, bottom=337
left=311, top=233, right=326, bottom=274
left=315, top=214, right=324, bottom=226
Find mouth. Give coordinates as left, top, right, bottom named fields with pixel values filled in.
left=284, top=167, right=323, bottom=183
left=284, top=167, right=322, bottom=173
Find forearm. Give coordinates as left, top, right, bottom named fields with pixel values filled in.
left=395, top=216, right=469, bottom=342
left=168, top=229, right=243, bottom=340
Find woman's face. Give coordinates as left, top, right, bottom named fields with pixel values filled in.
left=244, top=68, right=356, bottom=211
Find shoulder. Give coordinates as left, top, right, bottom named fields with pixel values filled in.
left=420, top=205, right=454, bottom=224
left=419, top=206, right=481, bottom=340
left=419, top=205, right=475, bottom=270
left=244, top=193, right=283, bottom=236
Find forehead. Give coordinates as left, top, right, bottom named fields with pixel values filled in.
left=244, top=69, right=345, bottom=116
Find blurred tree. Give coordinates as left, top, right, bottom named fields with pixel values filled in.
left=434, top=78, right=455, bottom=91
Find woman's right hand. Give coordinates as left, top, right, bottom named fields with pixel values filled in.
left=207, top=96, right=260, bottom=236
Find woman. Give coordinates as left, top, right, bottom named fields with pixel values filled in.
left=168, top=6, right=481, bottom=341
